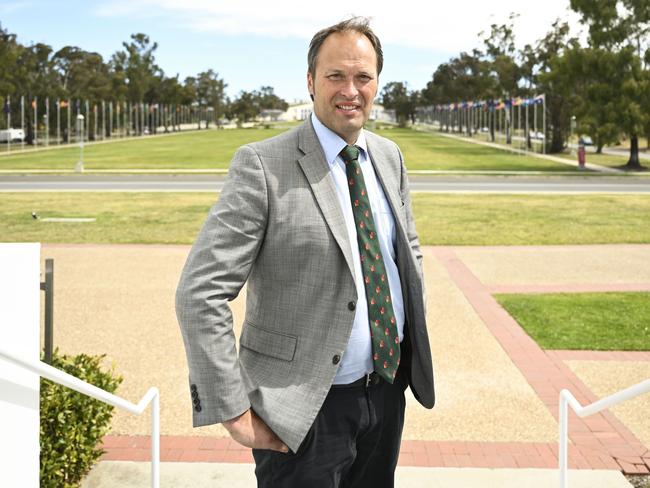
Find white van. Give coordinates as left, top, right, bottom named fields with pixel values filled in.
left=0, top=129, right=25, bottom=143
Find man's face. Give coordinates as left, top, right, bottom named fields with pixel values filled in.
left=307, top=31, right=378, bottom=144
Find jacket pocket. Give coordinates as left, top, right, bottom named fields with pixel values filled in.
left=240, top=322, right=297, bottom=362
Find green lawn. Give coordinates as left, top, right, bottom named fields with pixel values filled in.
left=495, top=292, right=650, bottom=350
left=374, top=127, right=575, bottom=172
left=2, top=192, right=649, bottom=245
left=0, top=129, right=290, bottom=170
left=413, top=193, right=650, bottom=245
left=0, top=125, right=576, bottom=172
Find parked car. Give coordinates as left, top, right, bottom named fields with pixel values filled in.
left=0, top=128, right=25, bottom=143
left=579, top=135, right=593, bottom=146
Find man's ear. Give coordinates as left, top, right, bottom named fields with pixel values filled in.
left=307, top=71, right=314, bottom=101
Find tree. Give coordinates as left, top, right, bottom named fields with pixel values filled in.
left=196, top=70, right=227, bottom=127
left=570, top=0, right=649, bottom=169
left=13, top=42, right=58, bottom=144
left=255, top=86, right=288, bottom=111
left=227, top=87, right=287, bottom=125
left=479, top=15, right=522, bottom=144
left=0, top=24, right=21, bottom=97
left=380, top=81, right=416, bottom=127
left=229, top=90, right=259, bottom=124
left=53, top=46, right=112, bottom=102
left=110, top=33, right=162, bottom=104
left=531, top=20, right=580, bottom=153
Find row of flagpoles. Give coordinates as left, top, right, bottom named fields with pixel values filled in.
left=432, top=94, right=546, bottom=112
left=419, top=94, right=547, bottom=154
left=1, top=95, right=217, bottom=152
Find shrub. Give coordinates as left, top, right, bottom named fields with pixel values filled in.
left=40, top=349, right=122, bottom=488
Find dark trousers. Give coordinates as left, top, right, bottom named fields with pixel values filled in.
left=252, top=373, right=407, bottom=488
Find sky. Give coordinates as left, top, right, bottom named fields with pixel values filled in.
left=0, top=0, right=583, bottom=104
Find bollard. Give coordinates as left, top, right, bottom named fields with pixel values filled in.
left=577, top=143, right=586, bottom=170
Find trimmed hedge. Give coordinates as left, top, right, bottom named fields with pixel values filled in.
left=40, top=349, right=122, bottom=488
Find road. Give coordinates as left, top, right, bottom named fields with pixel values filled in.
left=1, top=174, right=649, bottom=193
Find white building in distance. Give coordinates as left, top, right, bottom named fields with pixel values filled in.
left=261, top=101, right=395, bottom=123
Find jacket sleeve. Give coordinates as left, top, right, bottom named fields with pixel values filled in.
left=175, top=145, right=268, bottom=427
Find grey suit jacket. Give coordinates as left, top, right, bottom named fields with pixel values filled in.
left=176, top=119, right=434, bottom=453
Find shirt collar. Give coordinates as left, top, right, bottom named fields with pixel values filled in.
left=311, top=112, right=368, bottom=166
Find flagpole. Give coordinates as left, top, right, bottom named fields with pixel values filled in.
left=102, top=100, right=106, bottom=140
left=524, top=100, right=530, bottom=152
left=21, top=95, right=24, bottom=150
left=56, top=99, right=60, bottom=145
left=5, top=96, right=9, bottom=153
left=543, top=94, right=546, bottom=155
left=67, top=99, right=71, bottom=145
left=45, top=97, right=49, bottom=147
left=534, top=98, right=538, bottom=153
left=33, top=96, right=38, bottom=146
left=6, top=95, right=10, bottom=153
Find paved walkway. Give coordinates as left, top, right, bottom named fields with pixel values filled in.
left=39, top=243, right=650, bottom=485
left=81, top=462, right=632, bottom=487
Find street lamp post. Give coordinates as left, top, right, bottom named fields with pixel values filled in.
left=75, top=113, right=84, bottom=173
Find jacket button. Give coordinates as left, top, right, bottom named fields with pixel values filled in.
left=348, top=301, right=356, bottom=311
left=193, top=398, right=200, bottom=406
left=332, top=354, right=341, bottom=365
left=191, top=390, right=198, bottom=399
left=194, top=405, right=202, bottom=412
left=190, top=384, right=197, bottom=392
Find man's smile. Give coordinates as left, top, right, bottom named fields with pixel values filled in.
left=336, top=103, right=362, bottom=113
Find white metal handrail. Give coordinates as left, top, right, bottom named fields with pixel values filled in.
left=0, top=347, right=159, bottom=488
left=559, top=378, right=650, bottom=488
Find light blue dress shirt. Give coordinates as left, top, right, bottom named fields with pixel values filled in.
left=311, top=113, right=405, bottom=384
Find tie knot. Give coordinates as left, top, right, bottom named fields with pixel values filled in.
left=340, top=145, right=360, bottom=164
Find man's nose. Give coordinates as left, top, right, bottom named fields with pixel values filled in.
left=339, top=78, right=359, bottom=98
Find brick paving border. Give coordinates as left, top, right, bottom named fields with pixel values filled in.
left=432, top=247, right=650, bottom=475
left=99, top=246, right=650, bottom=474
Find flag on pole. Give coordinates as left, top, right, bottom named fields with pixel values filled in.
left=60, top=100, right=69, bottom=108
left=3, top=99, right=9, bottom=114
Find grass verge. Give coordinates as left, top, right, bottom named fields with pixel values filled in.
left=0, top=125, right=576, bottom=172
left=495, top=292, right=650, bottom=350
left=1, top=192, right=649, bottom=245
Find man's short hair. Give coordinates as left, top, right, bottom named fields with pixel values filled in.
left=308, top=16, right=383, bottom=77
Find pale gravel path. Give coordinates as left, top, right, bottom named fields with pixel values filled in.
left=566, top=360, right=650, bottom=449
left=40, top=243, right=558, bottom=442
left=455, top=244, right=650, bottom=286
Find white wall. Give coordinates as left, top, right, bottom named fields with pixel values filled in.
left=0, top=243, right=40, bottom=487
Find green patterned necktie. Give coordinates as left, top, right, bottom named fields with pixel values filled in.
left=340, top=144, right=400, bottom=383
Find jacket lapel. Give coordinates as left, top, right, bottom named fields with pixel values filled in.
left=297, top=120, right=356, bottom=282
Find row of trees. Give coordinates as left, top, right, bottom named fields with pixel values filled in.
left=0, top=27, right=289, bottom=143
left=380, top=1, right=649, bottom=169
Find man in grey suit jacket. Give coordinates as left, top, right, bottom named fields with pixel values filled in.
left=176, top=16, right=434, bottom=487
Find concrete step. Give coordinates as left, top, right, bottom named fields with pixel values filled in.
left=81, top=461, right=633, bottom=488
